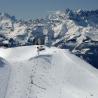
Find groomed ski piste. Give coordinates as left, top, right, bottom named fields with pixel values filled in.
left=0, top=45, right=98, bottom=98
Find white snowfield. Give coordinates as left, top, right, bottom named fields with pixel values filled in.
left=0, top=45, right=98, bottom=98
left=0, top=57, right=10, bottom=98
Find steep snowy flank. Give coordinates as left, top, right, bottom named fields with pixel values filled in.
left=0, top=46, right=98, bottom=98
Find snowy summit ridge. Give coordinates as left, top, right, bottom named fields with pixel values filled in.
left=0, top=45, right=98, bottom=98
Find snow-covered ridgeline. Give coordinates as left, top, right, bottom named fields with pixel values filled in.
left=0, top=45, right=98, bottom=98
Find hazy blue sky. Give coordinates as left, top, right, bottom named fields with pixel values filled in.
left=0, top=0, right=98, bottom=20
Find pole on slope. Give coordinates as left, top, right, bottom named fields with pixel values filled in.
left=37, top=46, right=39, bottom=56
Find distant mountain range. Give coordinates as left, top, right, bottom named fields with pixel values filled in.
left=0, top=9, right=98, bottom=68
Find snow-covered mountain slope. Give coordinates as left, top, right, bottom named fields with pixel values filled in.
left=0, top=57, right=10, bottom=98
left=0, top=9, right=98, bottom=68
left=0, top=45, right=98, bottom=98
left=0, top=9, right=98, bottom=47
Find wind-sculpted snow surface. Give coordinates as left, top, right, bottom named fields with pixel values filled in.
left=0, top=57, right=10, bottom=98
left=0, top=46, right=98, bottom=98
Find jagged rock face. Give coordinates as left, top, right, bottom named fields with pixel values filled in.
left=0, top=9, right=98, bottom=68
